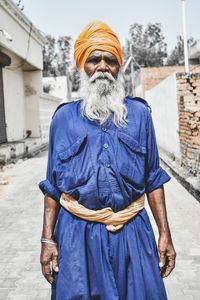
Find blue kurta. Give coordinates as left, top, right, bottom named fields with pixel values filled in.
left=39, top=96, right=171, bottom=300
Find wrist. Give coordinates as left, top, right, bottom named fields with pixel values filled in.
left=159, top=229, right=172, bottom=239
left=41, top=228, right=55, bottom=240
left=41, top=237, right=57, bottom=245
left=158, top=222, right=170, bottom=235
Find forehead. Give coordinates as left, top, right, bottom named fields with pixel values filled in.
left=87, top=50, right=117, bottom=59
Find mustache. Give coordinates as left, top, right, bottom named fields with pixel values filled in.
left=89, top=72, right=116, bottom=83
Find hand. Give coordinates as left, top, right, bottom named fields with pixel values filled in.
left=40, top=243, right=59, bottom=284
left=158, top=233, right=176, bottom=278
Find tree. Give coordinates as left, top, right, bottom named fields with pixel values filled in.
left=43, top=35, right=72, bottom=77
left=43, top=35, right=57, bottom=77
left=123, top=22, right=167, bottom=69
left=71, top=66, right=80, bottom=92
left=166, top=35, right=194, bottom=66
left=57, top=36, right=72, bottom=76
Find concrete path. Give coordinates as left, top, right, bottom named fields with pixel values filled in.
left=0, top=152, right=200, bottom=300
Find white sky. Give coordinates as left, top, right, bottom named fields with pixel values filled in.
left=19, top=0, right=200, bottom=54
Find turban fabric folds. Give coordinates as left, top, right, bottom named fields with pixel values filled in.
left=74, top=20, right=123, bottom=70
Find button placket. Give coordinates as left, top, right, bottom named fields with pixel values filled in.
left=101, top=126, right=111, bottom=168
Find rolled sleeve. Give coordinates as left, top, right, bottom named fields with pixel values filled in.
left=39, top=179, right=61, bottom=202
left=38, top=116, right=61, bottom=203
left=145, top=110, right=171, bottom=193
left=145, top=166, right=171, bottom=193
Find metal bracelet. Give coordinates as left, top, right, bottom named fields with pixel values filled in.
left=41, top=238, right=57, bottom=245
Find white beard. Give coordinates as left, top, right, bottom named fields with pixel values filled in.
left=78, top=70, right=128, bottom=127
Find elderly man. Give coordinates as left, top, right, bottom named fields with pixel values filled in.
left=39, top=20, right=176, bottom=300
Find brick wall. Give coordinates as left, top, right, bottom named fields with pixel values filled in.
left=137, top=65, right=200, bottom=96
left=177, top=73, right=200, bottom=175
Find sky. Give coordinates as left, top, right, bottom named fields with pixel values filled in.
left=18, top=0, right=200, bottom=54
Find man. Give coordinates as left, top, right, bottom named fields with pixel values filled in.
left=39, top=20, right=176, bottom=300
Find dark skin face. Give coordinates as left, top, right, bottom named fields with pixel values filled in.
left=84, top=50, right=120, bottom=79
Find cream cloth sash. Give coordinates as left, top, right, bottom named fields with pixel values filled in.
left=60, top=193, right=145, bottom=232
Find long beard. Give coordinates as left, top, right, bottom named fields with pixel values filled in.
left=78, top=70, right=128, bottom=127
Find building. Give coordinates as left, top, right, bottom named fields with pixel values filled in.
left=0, top=0, right=61, bottom=162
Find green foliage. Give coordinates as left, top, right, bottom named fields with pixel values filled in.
left=166, top=35, right=194, bottom=66
left=43, top=82, right=54, bottom=94
left=43, top=35, right=57, bottom=77
left=123, top=22, right=167, bottom=70
left=57, top=36, right=71, bottom=76
left=71, top=66, right=80, bottom=92
left=43, top=34, right=71, bottom=77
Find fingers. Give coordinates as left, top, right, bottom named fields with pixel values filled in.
left=158, top=249, right=176, bottom=278
left=52, top=252, right=59, bottom=273
left=162, top=252, right=176, bottom=278
left=40, top=245, right=59, bottom=285
left=162, top=260, right=175, bottom=277
left=159, top=251, right=166, bottom=269
left=41, top=260, right=54, bottom=284
left=158, top=235, right=176, bottom=278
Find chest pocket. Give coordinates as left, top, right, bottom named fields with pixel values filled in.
left=117, top=131, right=146, bottom=184
left=55, top=134, right=95, bottom=190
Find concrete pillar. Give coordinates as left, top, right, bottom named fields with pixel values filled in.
left=23, top=70, right=43, bottom=138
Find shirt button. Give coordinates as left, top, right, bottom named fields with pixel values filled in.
left=103, top=143, right=109, bottom=149
left=102, top=127, right=107, bottom=132
left=105, top=163, right=111, bottom=168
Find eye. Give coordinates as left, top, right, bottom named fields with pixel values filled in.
left=87, top=57, right=101, bottom=65
left=105, top=57, right=118, bottom=65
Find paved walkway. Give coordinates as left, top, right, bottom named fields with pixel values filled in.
left=0, top=152, right=200, bottom=300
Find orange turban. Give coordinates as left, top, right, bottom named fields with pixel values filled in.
left=74, top=20, right=123, bottom=70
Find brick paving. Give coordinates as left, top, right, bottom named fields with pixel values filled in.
left=0, top=152, right=200, bottom=299
left=0, top=153, right=50, bottom=299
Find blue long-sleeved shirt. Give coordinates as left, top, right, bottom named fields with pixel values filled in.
left=39, top=96, right=171, bottom=212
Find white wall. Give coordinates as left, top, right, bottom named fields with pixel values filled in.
left=39, top=93, right=61, bottom=143
left=43, top=76, right=69, bottom=102
left=3, top=65, right=25, bottom=141
left=0, top=0, right=45, bottom=69
left=2, top=55, right=45, bottom=141
left=23, top=70, right=43, bottom=138
left=145, top=73, right=181, bottom=159
left=0, top=0, right=46, bottom=143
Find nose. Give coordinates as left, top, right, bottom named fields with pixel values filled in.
left=97, top=59, right=108, bottom=72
